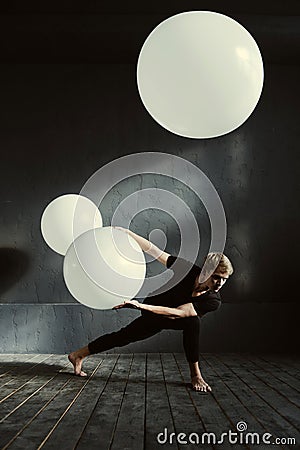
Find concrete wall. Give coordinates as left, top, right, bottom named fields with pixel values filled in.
left=0, top=12, right=299, bottom=354
left=0, top=302, right=298, bottom=354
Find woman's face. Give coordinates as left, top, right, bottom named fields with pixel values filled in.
left=206, top=271, right=229, bottom=292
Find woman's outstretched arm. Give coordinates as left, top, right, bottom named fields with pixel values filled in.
left=114, top=227, right=170, bottom=266
left=113, top=300, right=197, bottom=319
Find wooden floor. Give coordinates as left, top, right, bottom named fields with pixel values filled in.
left=0, top=353, right=299, bottom=450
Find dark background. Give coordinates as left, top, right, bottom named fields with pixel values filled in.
left=0, top=1, right=299, bottom=353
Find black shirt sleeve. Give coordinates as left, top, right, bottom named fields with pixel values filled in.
left=149, top=255, right=222, bottom=317
left=166, top=255, right=194, bottom=273
left=166, top=255, right=177, bottom=269
left=192, top=291, right=221, bottom=317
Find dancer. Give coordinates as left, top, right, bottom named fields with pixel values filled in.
left=68, top=228, right=233, bottom=392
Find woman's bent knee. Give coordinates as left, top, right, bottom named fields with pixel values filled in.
left=186, top=316, right=200, bottom=330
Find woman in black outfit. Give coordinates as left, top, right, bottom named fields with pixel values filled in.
left=68, top=228, right=233, bottom=392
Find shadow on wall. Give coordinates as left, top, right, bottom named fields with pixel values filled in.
left=0, top=248, right=30, bottom=298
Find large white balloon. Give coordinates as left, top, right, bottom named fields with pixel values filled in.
left=41, top=194, right=103, bottom=255
left=137, top=11, right=264, bottom=138
left=63, top=227, right=146, bottom=309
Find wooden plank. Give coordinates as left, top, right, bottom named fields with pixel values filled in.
left=37, top=355, right=118, bottom=450
left=144, top=353, right=178, bottom=450
left=0, top=354, right=42, bottom=366
left=203, top=354, right=289, bottom=449
left=0, top=355, right=67, bottom=403
left=0, top=354, right=68, bottom=402
left=199, top=354, right=268, bottom=434
left=256, top=355, right=300, bottom=381
left=0, top=354, right=40, bottom=378
left=75, top=354, right=133, bottom=450
left=0, top=355, right=53, bottom=390
left=0, top=354, right=53, bottom=368
left=1, top=353, right=299, bottom=450
left=215, top=354, right=300, bottom=444
left=202, top=353, right=287, bottom=448
left=174, top=354, right=238, bottom=450
left=262, top=355, right=300, bottom=370
left=161, top=353, right=213, bottom=450
left=0, top=355, right=68, bottom=422
left=110, top=354, right=146, bottom=450
left=243, top=354, right=300, bottom=397
left=1, top=355, right=103, bottom=450
left=218, top=354, right=300, bottom=427
left=0, top=355, right=70, bottom=448
left=0, top=368, right=72, bottom=449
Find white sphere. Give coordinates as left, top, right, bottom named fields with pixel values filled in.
left=41, top=194, right=102, bottom=255
left=63, top=227, right=146, bottom=309
left=137, top=11, right=264, bottom=138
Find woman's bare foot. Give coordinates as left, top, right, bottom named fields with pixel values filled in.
left=68, top=352, right=87, bottom=377
left=191, top=375, right=212, bottom=392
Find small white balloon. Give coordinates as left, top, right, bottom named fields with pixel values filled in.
left=137, top=11, right=264, bottom=138
left=63, top=227, right=146, bottom=309
left=41, top=194, right=103, bottom=255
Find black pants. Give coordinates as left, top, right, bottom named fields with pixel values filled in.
left=88, top=314, right=201, bottom=363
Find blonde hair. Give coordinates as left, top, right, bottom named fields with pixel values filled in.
left=198, top=252, right=233, bottom=283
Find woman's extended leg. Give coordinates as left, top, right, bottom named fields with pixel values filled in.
left=68, top=316, right=162, bottom=376
left=69, top=315, right=211, bottom=390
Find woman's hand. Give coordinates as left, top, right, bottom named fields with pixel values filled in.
left=113, top=299, right=141, bottom=310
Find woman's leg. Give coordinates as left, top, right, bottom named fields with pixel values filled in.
left=181, top=317, right=212, bottom=392
left=156, top=316, right=211, bottom=392
left=154, top=316, right=200, bottom=361
left=181, top=316, right=200, bottom=363
left=69, top=316, right=161, bottom=376
left=68, top=346, right=90, bottom=376
left=88, top=316, right=162, bottom=353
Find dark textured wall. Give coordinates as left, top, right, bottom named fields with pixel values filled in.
left=0, top=7, right=299, bottom=353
